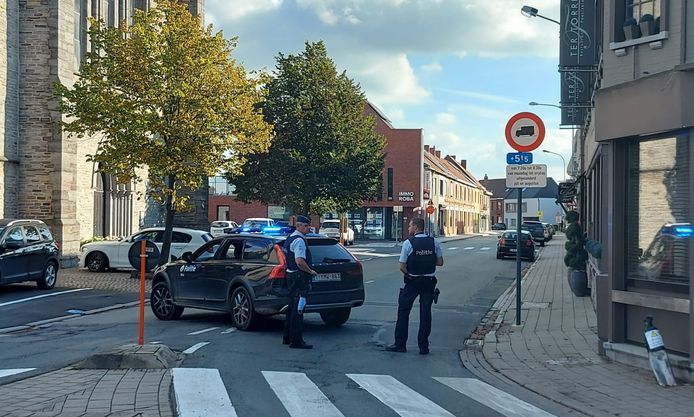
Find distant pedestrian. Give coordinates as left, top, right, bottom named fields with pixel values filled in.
left=283, top=215, right=317, bottom=349
left=386, top=217, right=443, bottom=355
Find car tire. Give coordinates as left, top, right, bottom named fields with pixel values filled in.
left=37, top=261, right=58, bottom=290
left=150, top=282, right=184, bottom=320
left=320, top=308, right=351, bottom=327
left=86, top=252, right=108, bottom=272
left=230, top=286, right=258, bottom=331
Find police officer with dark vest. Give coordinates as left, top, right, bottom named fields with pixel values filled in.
left=282, top=215, right=318, bottom=349
left=386, top=217, right=443, bottom=354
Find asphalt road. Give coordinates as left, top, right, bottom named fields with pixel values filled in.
left=0, top=235, right=567, bottom=416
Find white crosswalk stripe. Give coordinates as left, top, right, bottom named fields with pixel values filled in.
left=172, top=368, right=237, bottom=417
left=435, top=377, right=556, bottom=417
left=262, top=371, right=345, bottom=417
left=0, top=368, right=35, bottom=378
left=346, top=374, right=455, bottom=417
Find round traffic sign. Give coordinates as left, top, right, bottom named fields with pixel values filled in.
left=128, top=239, right=161, bottom=271
left=505, top=112, right=545, bottom=152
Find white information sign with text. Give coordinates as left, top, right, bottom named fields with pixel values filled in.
left=506, top=164, right=547, bottom=188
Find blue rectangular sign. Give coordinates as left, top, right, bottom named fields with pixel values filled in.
left=507, top=152, right=533, bottom=165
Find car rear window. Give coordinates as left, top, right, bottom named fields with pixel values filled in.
left=211, top=221, right=229, bottom=228
left=38, top=226, right=53, bottom=241
left=308, top=240, right=353, bottom=263
left=172, top=232, right=193, bottom=243
left=201, top=233, right=213, bottom=242
left=321, top=222, right=339, bottom=229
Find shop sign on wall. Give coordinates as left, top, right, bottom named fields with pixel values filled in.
left=398, top=191, right=415, bottom=202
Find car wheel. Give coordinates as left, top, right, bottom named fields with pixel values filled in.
left=230, top=286, right=258, bottom=331
left=37, top=262, right=58, bottom=290
left=320, top=308, right=351, bottom=327
left=86, top=252, right=108, bottom=272
left=150, top=282, right=184, bottom=320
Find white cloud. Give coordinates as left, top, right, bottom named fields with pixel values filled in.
left=435, top=112, right=456, bottom=124
left=421, top=61, right=443, bottom=72
left=207, top=0, right=283, bottom=21
left=385, top=106, right=406, bottom=122
left=443, top=89, right=519, bottom=105
left=349, top=52, right=430, bottom=105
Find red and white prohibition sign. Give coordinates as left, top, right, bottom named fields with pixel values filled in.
left=505, top=112, right=545, bottom=152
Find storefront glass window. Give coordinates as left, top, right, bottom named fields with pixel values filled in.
left=626, top=136, right=690, bottom=290
left=364, top=208, right=384, bottom=239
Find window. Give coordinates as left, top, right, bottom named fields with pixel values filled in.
left=626, top=135, right=689, bottom=290
left=24, top=227, right=40, bottom=243
left=38, top=226, right=53, bottom=241
left=387, top=168, right=393, bottom=201
left=243, top=239, right=270, bottom=261
left=133, top=231, right=162, bottom=243
left=107, top=0, right=116, bottom=27
left=217, top=206, right=230, bottom=221
left=439, top=180, right=444, bottom=196
left=4, top=228, right=23, bottom=244
left=510, top=219, right=517, bottom=227
left=209, top=176, right=236, bottom=195
left=627, top=0, right=661, bottom=21
left=193, top=241, right=222, bottom=262
left=224, top=241, right=243, bottom=260
left=73, top=0, right=86, bottom=62
left=172, top=232, right=192, bottom=244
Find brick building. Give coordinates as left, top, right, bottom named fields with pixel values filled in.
left=0, top=0, right=204, bottom=265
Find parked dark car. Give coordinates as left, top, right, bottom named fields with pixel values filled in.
left=521, top=221, right=546, bottom=246
left=637, top=223, right=692, bottom=282
left=496, top=230, right=535, bottom=261
left=150, top=234, right=364, bottom=330
left=0, top=219, right=59, bottom=289
left=491, top=223, right=507, bottom=230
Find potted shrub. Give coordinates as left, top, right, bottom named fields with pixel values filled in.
left=623, top=17, right=641, bottom=40
left=564, top=211, right=590, bottom=297
left=639, top=14, right=656, bottom=36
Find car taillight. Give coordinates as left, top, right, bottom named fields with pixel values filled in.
left=346, top=260, right=363, bottom=277
left=499, top=239, right=506, bottom=246
left=269, top=244, right=287, bottom=280
left=526, top=239, right=532, bottom=247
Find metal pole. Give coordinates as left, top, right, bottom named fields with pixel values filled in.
left=516, top=188, right=522, bottom=325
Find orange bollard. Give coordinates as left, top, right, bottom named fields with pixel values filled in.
left=138, top=239, right=146, bottom=345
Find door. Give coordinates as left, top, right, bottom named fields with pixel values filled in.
left=175, top=240, right=223, bottom=304
left=239, top=238, right=274, bottom=296
left=0, top=227, right=28, bottom=283
left=23, top=226, right=47, bottom=279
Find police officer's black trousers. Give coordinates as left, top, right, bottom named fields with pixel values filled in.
left=394, top=277, right=436, bottom=349
left=283, top=291, right=305, bottom=345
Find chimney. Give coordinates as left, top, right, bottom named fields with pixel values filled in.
left=484, top=174, right=489, bottom=180
left=460, top=159, right=467, bottom=168
left=435, top=150, right=441, bottom=158
left=430, top=146, right=436, bottom=155
left=448, top=155, right=456, bottom=161
left=424, top=145, right=429, bottom=152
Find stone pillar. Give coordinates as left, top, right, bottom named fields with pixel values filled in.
left=0, top=0, right=20, bottom=218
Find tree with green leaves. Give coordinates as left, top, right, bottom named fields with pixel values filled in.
left=229, top=41, right=386, bottom=216
left=55, top=1, right=272, bottom=265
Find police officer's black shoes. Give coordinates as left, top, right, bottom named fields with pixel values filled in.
left=419, top=347, right=429, bottom=355
left=385, top=344, right=406, bottom=353
left=290, top=343, right=313, bottom=349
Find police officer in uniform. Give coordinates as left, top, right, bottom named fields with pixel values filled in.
left=282, top=215, right=317, bottom=349
left=386, top=217, right=443, bottom=354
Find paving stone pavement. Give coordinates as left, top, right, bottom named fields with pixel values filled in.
left=58, top=269, right=150, bottom=294
left=0, top=369, right=173, bottom=417
left=462, top=234, right=694, bottom=417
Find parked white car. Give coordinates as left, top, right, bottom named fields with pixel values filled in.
left=79, top=227, right=213, bottom=272
left=210, top=220, right=238, bottom=237
left=320, top=220, right=355, bottom=245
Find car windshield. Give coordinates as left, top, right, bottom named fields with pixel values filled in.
left=321, top=221, right=339, bottom=229
left=211, top=221, right=228, bottom=228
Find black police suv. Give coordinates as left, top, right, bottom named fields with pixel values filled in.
left=0, top=219, right=59, bottom=289
left=496, top=230, right=536, bottom=261
left=150, top=234, right=364, bottom=330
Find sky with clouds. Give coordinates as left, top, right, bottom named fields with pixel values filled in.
left=205, top=0, right=572, bottom=183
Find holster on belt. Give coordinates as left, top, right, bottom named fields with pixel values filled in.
left=287, top=271, right=311, bottom=295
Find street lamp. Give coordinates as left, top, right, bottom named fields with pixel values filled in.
left=543, top=150, right=566, bottom=182
left=520, top=5, right=560, bottom=25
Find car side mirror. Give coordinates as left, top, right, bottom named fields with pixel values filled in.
left=181, top=251, right=193, bottom=263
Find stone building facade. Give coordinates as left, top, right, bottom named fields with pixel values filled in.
left=0, top=0, right=204, bottom=265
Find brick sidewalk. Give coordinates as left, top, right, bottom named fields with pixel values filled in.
left=463, top=235, right=694, bottom=417
left=0, top=369, right=173, bottom=417
left=59, top=268, right=150, bottom=294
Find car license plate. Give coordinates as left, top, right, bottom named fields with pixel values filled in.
left=510, top=248, right=517, bottom=252
left=313, top=273, right=341, bottom=282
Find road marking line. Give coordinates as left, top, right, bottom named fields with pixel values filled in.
left=480, top=247, right=491, bottom=251
left=464, top=247, right=475, bottom=250
left=172, top=368, right=237, bottom=417
left=188, top=327, right=219, bottom=335
left=150, top=341, right=162, bottom=344
left=262, top=371, right=345, bottom=417
left=347, top=374, right=454, bottom=417
left=221, top=328, right=236, bottom=334
left=447, top=247, right=458, bottom=250
left=0, top=368, right=36, bottom=378
left=365, top=280, right=375, bottom=284
left=182, top=342, right=210, bottom=354
left=0, top=288, right=91, bottom=307
left=434, top=377, right=556, bottom=417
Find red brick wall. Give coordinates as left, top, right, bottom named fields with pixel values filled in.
left=208, top=196, right=269, bottom=224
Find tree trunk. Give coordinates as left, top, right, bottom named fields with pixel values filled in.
left=158, top=175, right=177, bottom=266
